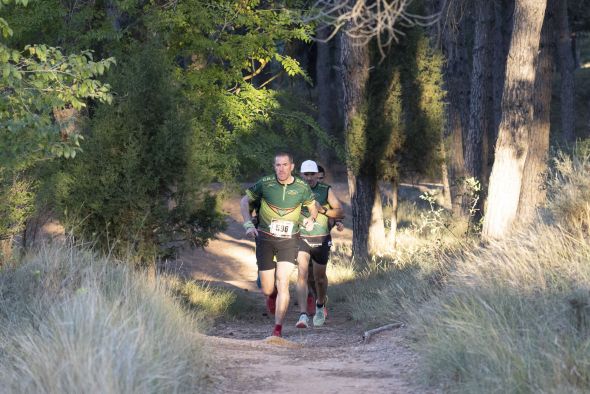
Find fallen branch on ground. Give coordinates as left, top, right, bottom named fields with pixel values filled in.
left=362, top=322, right=404, bottom=342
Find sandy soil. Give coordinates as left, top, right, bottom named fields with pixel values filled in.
left=166, top=183, right=437, bottom=394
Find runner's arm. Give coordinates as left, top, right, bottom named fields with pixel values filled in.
left=321, top=188, right=344, bottom=219
left=240, top=195, right=258, bottom=236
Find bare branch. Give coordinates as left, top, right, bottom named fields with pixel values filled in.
left=307, top=0, right=439, bottom=55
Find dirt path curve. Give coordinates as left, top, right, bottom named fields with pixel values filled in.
left=167, top=184, right=434, bottom=393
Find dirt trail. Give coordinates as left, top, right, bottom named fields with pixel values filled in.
left=167, top=184, right=435, bottom=393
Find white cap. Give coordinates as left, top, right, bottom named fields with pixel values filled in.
left=300, top=160, right=319, bottom=173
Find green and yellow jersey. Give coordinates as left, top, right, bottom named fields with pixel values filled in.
left=300, top=182, right=331, bottom=238
left=246, top=175, right=314, bottom=238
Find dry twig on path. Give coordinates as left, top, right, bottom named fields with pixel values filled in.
left=362, top=322, right=404, bottom=342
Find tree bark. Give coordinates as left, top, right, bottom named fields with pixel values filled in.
left=441, top=145, right=452, bottom=210
left=441, top=0, right=471, bottom=218
left=316, top=24, right=335, bottom=169
left=517, top=0, right=555, bottom=224
left=387, top=177, right=399, bottom=248
left=557, top=0, right=576, bottom=143
left=482, top=0, right=547, bottom=240
left=340, top=31, right=372, bottom=261
left=465, top=0, right=493, bottom=182
left=369, top=185, right=386, bottom=252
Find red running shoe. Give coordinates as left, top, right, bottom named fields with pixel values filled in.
left=306, top=294, right=316, bottom=315
left=272, top=324, right=282, bottom=337
left=266, top=291, right=277, bottom=315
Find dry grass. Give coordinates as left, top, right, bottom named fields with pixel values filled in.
left=0, top=242, right=225, bottom=393
left=412, top=224, right=590, bottom=393
left=334, top=148, right=590, bottom=392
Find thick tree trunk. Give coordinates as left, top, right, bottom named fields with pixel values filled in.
left=340, top=32, right=372, bottom=261
left=347, top=170, right=376, bottom=261
left=492, top=0, right=514, bottom=141
left=387, top=177, right=399, bottom=248
left=316, top=24, right=334, bottom=169
left=465, top=0, right=493, bottom=182
left=441, top=0, right=471, bottom=218
left=441, top=146, right=452, bottom=210
left=557, top=0, right=575, bottom=143
left=369, top=185, right=386, bottom=253
left=482, top=0, right=547, bottom=240
left=517, top=0, right=555, bottom=224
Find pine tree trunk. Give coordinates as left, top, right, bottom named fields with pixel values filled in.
left=557, top=0, right=575, bottom=143
left=387, top=177, right=399, bottom=248
left=347, top=170, right=376, bottom=262
left=465, top=0, right=493, bottom=182
left=482, top=0, right=547, bottom=240
left=441, top=146, right=452, bottom=210
left=492, top=0, right=514, bottom=141
left=441, top=0, right=471, bottom=218
left=316, top=24, right=334, bottom=168
left=369, top=184, right=386, bottom=253
left=340, top=31, right=372, bottom=261
left=517, top=0, right=555, bottom=224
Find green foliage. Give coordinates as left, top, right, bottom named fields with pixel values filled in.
left=0, top=27, right=114, bottom=170
left=156, top=0, right=320, bottom=180
left=0, top=172, right=34, bottom=242
left=395, top=28, right=445, bottom=180
left=417, top=191, right=451, bottom=239
left=1, top=0, right=332, bottom=261
left=348, top=25, right=445, bottom=182
left=0, top=1, right=113, bottom=250
left=52, top=42, right=224, bottom=261
left=345, top=106, right=369, bottom=174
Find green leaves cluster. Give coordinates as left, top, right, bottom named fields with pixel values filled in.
left=157, top=0, right=317, bottom=179
left=1, top=0, right=329, bottom=261
left=0, top=20, right=114, bottom=169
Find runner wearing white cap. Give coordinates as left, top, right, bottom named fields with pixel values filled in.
left=295, top=160, right=344, bottom=328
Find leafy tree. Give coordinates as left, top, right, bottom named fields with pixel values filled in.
left=156, top=0, right=323, bottom=180
left=0, top=0, right=113, bottom=259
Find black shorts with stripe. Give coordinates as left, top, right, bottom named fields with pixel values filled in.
left=298, top=235, right=332, bottom=266
left=255, top=233, right=299, bottom=271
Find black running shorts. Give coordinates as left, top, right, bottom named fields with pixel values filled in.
left=298, top=235, right=332, bottom=266
left=255, top=234, right=299, bottom=271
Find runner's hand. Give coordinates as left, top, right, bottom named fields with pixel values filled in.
left=303, top=217, right=315, bottom=232
left=243, top=220, right=258, bottom=238
left=246, top=227, right=258, bottom=238
left=335, top=221, right=344, bottom=232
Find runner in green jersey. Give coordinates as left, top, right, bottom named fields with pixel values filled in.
left=240, top=152, right=318, bottom=338
left=295, top=160, right=344, bottom=329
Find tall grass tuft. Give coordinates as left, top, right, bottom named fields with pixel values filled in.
left=329, top=243, right=454, bottom=328
left=0, top=242, right=215, bottom=393
left=413, top=225, right=590, bottom=392
left=409, top=148, right=590, bottom=392
left=547, top=146, right=590, bottom=233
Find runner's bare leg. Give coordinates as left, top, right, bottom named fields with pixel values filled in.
left=296, top=251, right=311, bottom=314
left=259, top=268, right=276, bottom=296
left=275, top=260, right=295, bottom=325
left=313, top=261, right=328, bottom=305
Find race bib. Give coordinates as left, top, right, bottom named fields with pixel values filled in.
left=270, top=220, right=294, bottom=238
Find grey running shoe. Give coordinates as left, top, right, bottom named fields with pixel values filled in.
left=313, top=306, right=326, bottom=326
left=296, top=313, right=310, bottom=328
